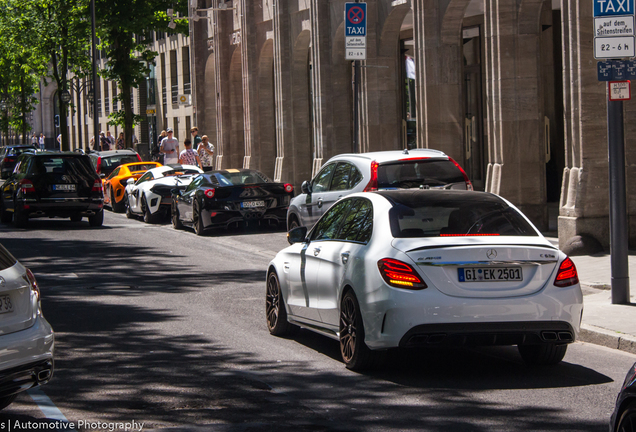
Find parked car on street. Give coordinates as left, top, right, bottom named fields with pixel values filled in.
left=172, top=168, right=295, bottom=235
left=0, top=242, right=54, bottom=411
left=88, top=149, right=142, bottom=178
left=0, top=145, right=37, bottom=179
left=610, top=361, right=636, bottom=432
left=287, top=149, right=473, bottom=230
left=124, top=164, right=203, bottom=223
left=103, top=162, right=162, bottom=213
left=268, top=190, right=582, bottom=371
left=0, top=152, right=104, bottom=228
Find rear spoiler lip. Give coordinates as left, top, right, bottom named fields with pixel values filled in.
left=403, top=243, right=559, bottom=253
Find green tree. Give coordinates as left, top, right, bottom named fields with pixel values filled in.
left=96, top=0, right=188, bottom=148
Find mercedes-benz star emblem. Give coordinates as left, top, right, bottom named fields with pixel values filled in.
left=486, top=249, right=497, bottom=259
left=0, top=276, right=5, bottom=286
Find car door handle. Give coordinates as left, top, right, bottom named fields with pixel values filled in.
left=313, top=248, right=321, bottom=256
left=317, top=198, right=323, bottom=208
left=341, top=252, right=350, bottom=264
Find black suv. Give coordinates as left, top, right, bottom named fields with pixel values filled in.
left=88, top=149, right=142, bottom=178
left=0, top=151, right=104, bottom=228
left=0, top=145, right=37, bottom=179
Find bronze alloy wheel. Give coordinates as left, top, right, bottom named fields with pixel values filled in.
left=339, top=293, right=357, bottom=364
left=266, top=272, right=294, bottom=336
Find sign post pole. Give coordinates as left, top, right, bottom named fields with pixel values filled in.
left=345, top=1, right=366, bottom=154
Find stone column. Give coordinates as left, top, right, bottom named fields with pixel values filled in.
left=239, top=0, right=259, bottom=168
left=483, top=0, right=548, bottom=229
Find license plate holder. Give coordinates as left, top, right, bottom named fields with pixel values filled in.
left=53, top=184, right=76, bottom=192
left=458, top=267, right=523, bottom=282
left=0, top=295, right=13, bottom=314
left=241, top=200, right=265, bottom=209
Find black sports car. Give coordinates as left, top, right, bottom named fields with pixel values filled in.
left=0, top=151, right=104, bottom=228
left=610, top=361, right=636, bottom=432
left=171, top=169, right=294, bottom=235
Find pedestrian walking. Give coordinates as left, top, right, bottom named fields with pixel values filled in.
left=198, top=135, right=215, bottom=172
left=56, top=134, right=62, bottom=150
left=191, top=127, right=202, bottom=153
left=160, top=128, right=179, bottom=165
left=116, top=132, right=125, bottom=150
left=31, top=134, right=37, bottom=147
left=99, top=132, right=110, bottom=151
left=106, top=131, right=115, bottom=149
left=38, top=133, right=45, bottom=150
left=179, top=139, right=202, bottom=169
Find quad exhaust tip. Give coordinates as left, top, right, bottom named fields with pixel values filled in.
left=541, top=331, right=573, bottom=342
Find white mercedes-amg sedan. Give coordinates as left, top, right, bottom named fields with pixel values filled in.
left=266, top=190, right=583, bottom=371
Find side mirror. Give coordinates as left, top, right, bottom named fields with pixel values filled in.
left=99, top=173, right=106, bottom=179
left=287, top=226, right=308, bottom=245
left=301, top=180, right=311, bottom=195
left=126, top=178, right=135, bottom=185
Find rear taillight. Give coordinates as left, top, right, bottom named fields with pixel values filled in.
left=136, top=154, right=142, bottom=162
left=204, top=188, right=215, bottom=198
left=96, top=157, right=102, bottom=174
left=19, top=179, right=35, bottom=193
left=284, top=183, right=294, bottom=193
left=25, top=268, right=40, bottom=300
left=377, top=258, right=427, bottom=290
left=5, top=157, right=15, bottom=163
left=554, top=257, right=579, bottom=287
left=92, top=180, right=103, bottom=193
left=363, top=161, right=379, bottom=192
left=448, top=157, right=473, bottom=191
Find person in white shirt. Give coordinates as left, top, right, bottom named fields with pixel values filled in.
left=160, top=128, right=179, bottom=165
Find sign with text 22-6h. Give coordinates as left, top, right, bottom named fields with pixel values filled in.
left=345, top=3, right=367, bottom=60
left=594, top=0, right=636, bottom=59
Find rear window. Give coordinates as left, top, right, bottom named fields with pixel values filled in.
left=387, top=193, right=538, bottom=238
left=0, top=243, right=17, bottom=271
left=102, top=155, right=139, bottom=170
left=8, top=147, right=35, bottom=157
left=214, top=170, right=270, bottom=186
left=128, top=164, right=159, bottom=173
left=378, top=160, right=466, bottom=189
left=29, top=156, right=95, bottom=177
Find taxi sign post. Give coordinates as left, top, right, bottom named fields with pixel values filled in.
left=346, top=2, right=366, bottom=153
left=594, top=0, right=633, bottom=304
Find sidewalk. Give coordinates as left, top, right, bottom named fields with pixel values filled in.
left=545, top=237, right=636, bottom=355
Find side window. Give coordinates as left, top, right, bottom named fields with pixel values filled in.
left=349, top=165, right=363, bottom=189
left=311, top=163, right=335, bottom=193
left=108, top=167, right=121, bottom=180
left=136, top=172, right=154, bottom=185
left=330, top=163, right=352, bottom=191
left=338, top=199, right=373, bottom=243
left=18, top=156, right=30, bottom=174
left=310, top=199, right=352, bottom=241
left=187, top=176, right=203, bottom=192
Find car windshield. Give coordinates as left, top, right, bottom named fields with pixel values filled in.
left=29, top=156, right=95, bottom=178
left=378, top=159, right=465, bottom=189
left=214, top=170, right=270, bottom=186
left=386, top=192, right=538, bottom=237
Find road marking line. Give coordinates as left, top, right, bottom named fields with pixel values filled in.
left=28, top=388, right=76, bottom=431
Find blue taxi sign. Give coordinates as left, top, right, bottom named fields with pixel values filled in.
left=345, top=3, right=367, bottom=37
left=594, top=0, right=634, bottom=17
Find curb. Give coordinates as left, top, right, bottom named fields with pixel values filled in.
left=579, top=323, right=636, bottom=355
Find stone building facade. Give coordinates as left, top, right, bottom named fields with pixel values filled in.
left=189, top=0, right=636, bottom=250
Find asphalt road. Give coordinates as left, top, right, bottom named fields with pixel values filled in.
left=0, top=211, right=634, bottom=431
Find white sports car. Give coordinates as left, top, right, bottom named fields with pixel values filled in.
left=124, top=165, right=203, bottom=223
left=267, top=190, right=583, bottom=370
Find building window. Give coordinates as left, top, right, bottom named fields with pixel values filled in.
left=112, top=82, right=118, bottom=111
left=170, top=50, right=178, bottom=105
left=182, top=47, right=191, bottom=95
left=161, top=53, right=167, bottom=109
left=104, top=80, right=110, bottom=115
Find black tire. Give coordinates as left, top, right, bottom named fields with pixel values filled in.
left=111, top=187, right=125, bottom=213
left=142, top=195, right=157, bottom=224
left=339, top=290, right=386, bottom=371
left=193, top=202, right=205, bottom=236
left=617, top=401, right=636, bottom=432
left=13, top=206, right=28, bottom=228
left=88, top=209, right=104, bottom=227
left=518, top=343, right=567, bottom=365
left=172, top=203, right=183, bottom=229
left=125, top=195, right=134, bottom=219
left=0, top=198, right=11, bottom=224
left=288, top=215, right=300, bottom=231
left=266, top=271, right=295, bottom=336
left=70, top=214, right=82, bottom=222
left=0, top=394, right=17, bottom=411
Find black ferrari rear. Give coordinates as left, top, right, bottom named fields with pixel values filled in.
left=172, top=169, right=294, bottom=233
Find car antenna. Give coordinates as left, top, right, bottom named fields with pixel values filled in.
left=403, top=149, right=409, bottom=154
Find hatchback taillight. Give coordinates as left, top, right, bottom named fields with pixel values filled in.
left=554, top=257, right=579, bottom=287
left=284, top=183, right=294, bottom=193
left=25, top=268, right=40, bottom=300
left=363, top=161, right=379, bottom=192
left=377, top=258, right=427, bottom=290
left=92, top=180, right=103, bottom=193
left=96, top=157, right=102, bottom=174
left=204, top=188, right=215, bottom=199
left=448, top=157, right=473, bottom=191
left=19, top=179, right=35, bottom=193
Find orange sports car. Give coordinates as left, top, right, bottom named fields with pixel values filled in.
left=103, top=162, right=162, bottom=213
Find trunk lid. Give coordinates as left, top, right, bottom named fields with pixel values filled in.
left=394, top=238, right=560, bottom=298
left=0, top=262, right=36, bottom=335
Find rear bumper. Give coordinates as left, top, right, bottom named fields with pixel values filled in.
left=0, top=315, right=54, bottom=397
left=19, top=199, right=103, bottom=218
left=201, top=206, right=288, bottom=228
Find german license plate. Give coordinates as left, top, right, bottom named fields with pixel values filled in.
left=0, top=295, right=13, bottom=314
left=241, top=201, right=265, bottom=209
left=53, top=184, right=76, bottom=191
left=458, top=267, right=523, bottom=282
